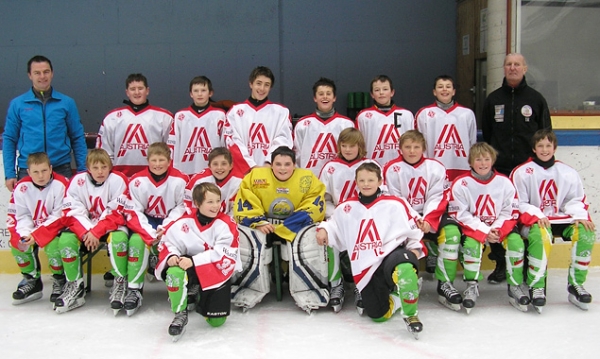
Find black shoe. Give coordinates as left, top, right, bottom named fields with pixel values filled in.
left=487, top=261, right=506, bottom=284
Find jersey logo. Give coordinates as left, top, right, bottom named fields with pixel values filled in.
left=32, top=200, right=49, bottom=225
left=427, top=110, right=435, bottom=118
left=373, top=124, right=399, bottom=159
left=407, top=177, right=428, bottom=206
left=343, top=204, right=352, bottom=213
left=525, top=167, right=534, bottom=174
left=339, top=180, right=358, bottom=203
left=351, top=219, right=384, bottom=260
left=236, top=109, right=245, bottom=117
left=89, top=196, right=106, bottom=221
left=19, top=185, right=27, bottom=193
left=249, top=123, right=270, bottom=156
left=539, top=179, right=558, bottom=213
left=391, top=165, right=401, bottom=173
left=182, top=127, right=212, bottom=162
left=434, top=124, right=466, bottom=157
left=181, top=223, right=190, bottom=233
left=118, top=124, right=150, bottom=157
left=147, top=195, right=167, bottom=217
left=474, top=194, right=496, bottom=225
left=307, top=133, right=337, bottom=168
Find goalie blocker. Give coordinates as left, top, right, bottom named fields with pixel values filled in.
left=231, top=224, right=329, bottom=313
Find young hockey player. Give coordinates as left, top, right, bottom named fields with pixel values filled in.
left=223, top=66, right=293, bottom=175
left=96, top=73, right=173, bottom=177
left=319, top=127, right=380, bottom=313
left=382, top=130, right=464, bottom=311
left=170, top=76, right=226, bottom=175
left=316, top=162, right=425, bottom=339
left=8, top=152, right=69, bottom=305
left=55, top=149, right=129, bottom=313
left=447, top=142, right=520, bottom=314
left=511, top=129, right=596, bottom=311
left=414, top=75, right=477, bottom=181
left=233, top=146, right=328, bottom=313
left=356, top=75, right=414, bottom=165
left=294, top=77, right=354, bottom=177
left=122, top=142, right=188, bottom=316
left=185, top=147, right=242, bottom=216
left=155, top=182, right=240, bottom=341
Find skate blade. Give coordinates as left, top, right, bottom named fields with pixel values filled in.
left=356, top=306, right=364, bottom=316
left=533, top=305, right=543, bottom=314
left=331, top=302, right=343, bottom=313
left=113, top=308, right=122, bottom=316
left=437, top=295, right=461, bottom=312
left=465, top=307, right=472, bottom=315
left=145, top=273, right=157, bottom=283
left=568, top=294, right=589, bottom=311
left=171, top=326, right=186, bottom=342
left=12, top=292, right=43, bottom=305
left=126, top=308, right=139, bottom=317
left=55, top=298, right=86, bottom=314
left=509, top=297, right=529, bottom=312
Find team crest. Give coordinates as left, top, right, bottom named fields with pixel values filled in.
left=327, top=167, right=335, bottom=174
left=134, top=179, right=141, bottom=187
left=366, top=113, right=372, bottom=119
left=181, top=223, right=190, bottom=233
left=299, top=176, right=312, bottom=193
left=237, top=109, right=244, bottom=117
left=177, top=113, right=185, bottom=120
left=428, top=110, right=435, bottom=118
left=343, top=204, right=352, bottom=213
left=526, top=167, right=534, bottom=174
left=19, top=185, right=27, bottom=193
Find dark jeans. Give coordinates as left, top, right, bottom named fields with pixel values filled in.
left=17, top=163, right=73, bottom=180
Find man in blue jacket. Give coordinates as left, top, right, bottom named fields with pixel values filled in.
left=3, top=55, right=87, bottom=191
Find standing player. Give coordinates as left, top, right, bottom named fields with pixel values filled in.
left=8, top=153, right=69, bottom=305
left=447, top=143, right=520, bottom=314
left=317, top=162, right=425, bottom=339
left=223, top=66, right=293, bottom=175
left=185, top=147, right=242, bottom=216
left=294, top=77, right=354, bottom=177
left=155, top=183, right=240, bottom=341
left=122, top=142, right=188, bottom=316
left=319, top=127, right=380, bottom=313
left=96, top=73, right=173, bottom=177
left=170, top=76, right=226, bottom=175
left=356, top=75, right=414, bottom=165
left=415, top=75, right=477, bottom=181
left=511, top=129, right=595, bottom=311
left=55, top=149, right=129, bottom=313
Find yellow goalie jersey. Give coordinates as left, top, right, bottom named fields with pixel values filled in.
left=234, top=167, right=325, bottom=241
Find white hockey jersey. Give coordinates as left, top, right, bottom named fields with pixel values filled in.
left=63, top=171, right=129, bottom=239
left=7, top=173, right=69, bottom=248
left=96, top=105, right=174, bottom=177
left=125, top=167, right=189, bottom=245
left=318, top=195, right=424, bottom=291
left=170, top=106, right=226, bottom=175
left=415, top=103, right=477, bottom=181
left=223, top=100, right=293, bottom=175
left=383, top=156, right=449, bottom=232
left=318, top=157, right=382, bottom=219
left=293, top=113, right=354, bottom=177
left=356, top=105, right=414, bottom=165
left=448, top=172, right=519, bottom=243
left=156, top=211, right=241, bottom=290
left=510, top=158, right=591, bottom=226
left=185, top=168, right=243, bottom=216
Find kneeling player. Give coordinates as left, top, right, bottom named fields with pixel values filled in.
left=317, top=163, right=425, bottom=339
left=155, top=183, right=240, bottom=341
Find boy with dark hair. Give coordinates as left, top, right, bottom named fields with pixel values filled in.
left=317, top=162, right=425, bottom=339
left=8, top=152, right=69, bottom=305
left=511, top=129, right=595, bottom=311
left=122, top=142, right=188, bottom=316
left=171, top=76, right=227, bottom=175
left=223, top=66, right=293, bottom=175
left=96, top=73, right=174, bottom=177
left=356, top=75, right=414, bottom=166
left=294, top=77, right=354, bottom=177
left=415, top=75, right=477, bottom=181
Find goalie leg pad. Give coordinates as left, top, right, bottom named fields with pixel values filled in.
left=288, top=225, right=330, bottom=312
left=231, top=226, right=272, bottom=309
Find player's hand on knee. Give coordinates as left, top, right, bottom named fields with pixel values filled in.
left=316, top=228, right=328, bottom=246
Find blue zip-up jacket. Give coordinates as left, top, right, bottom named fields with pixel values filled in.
left=2, top=87, right=87, bottom=179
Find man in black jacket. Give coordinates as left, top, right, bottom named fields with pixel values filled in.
left=481, top=53, right=552, bottom=284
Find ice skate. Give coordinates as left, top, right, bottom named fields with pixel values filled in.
left=508, top=285, right=530, bottom=312
left=104, top=271, right=114, bottom=288
left=354, top=287, right=364, bottom=316
left=124, top=289, right=143, bottom=317
left=462, top=281, right=479, bottom=314
left=568, top=284, right=592, bottom=311
left=425, top=254, right=437, bottom=274
left=437, top=281, right=462, bottom=312
left=529, top=287, right=546, bottom=314
left=54, top=280, right=85, bottom=313
left=329, top=283, right=345, bottom=313
left=109, top=276, right=127, bottom=316
left=12, top=274, right=43, bottom=305
left=50, top=274, right=66, bottom=303
left=403, top=315, right=423, bottom=340
left=487, top=260, right=506, bottom=284
left=187, top=284, right=200, bottom=312
left=169, top=310, right=188, bottom=342
left=145, top=255, right=158, bottom=282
